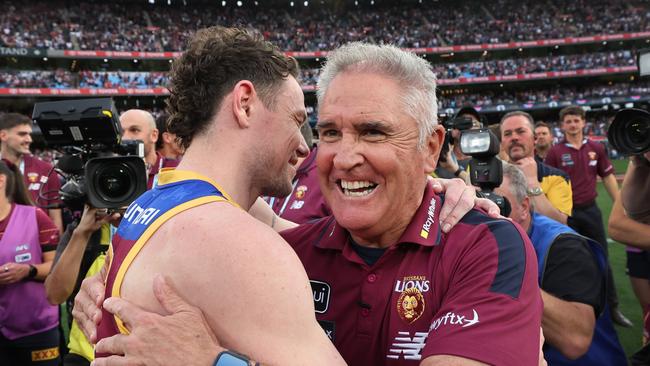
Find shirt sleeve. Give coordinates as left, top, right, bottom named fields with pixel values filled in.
left=36, top=207, right=60, bottom=251
left=542, top=175, right=573, bottom=216
left=596, top=143, right=614, bottom=177
left=544, top=147, right=559, bottom=168
left=422, top=219, right=543, bottom=365
left=541, top=234, right=604, bottom=315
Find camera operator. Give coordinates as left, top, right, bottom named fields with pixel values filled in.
left=0, top=113, right=63, bottom=234
left=43, top=108, right=167, bottom=366
left=606, top=108, right=650, bottom=357
left=120, top=109, right=178, bottom=188
left=500, top=111, right=573, bottom=225
left=44, top=206, right=119, bottom=366
left=435, top=106, right=482, bottom=183
left=495, top=161, right=626, bottom=365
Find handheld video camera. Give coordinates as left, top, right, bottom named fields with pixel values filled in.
left=33, top=98, right=147, bottom=211
left=438, top=115, right=475, bottom=164
left=608, top=108, right=650, bottom=155
left=460, top=128, right=511, bottom=217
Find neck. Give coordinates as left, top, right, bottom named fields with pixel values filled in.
left=0, top=147, right=22, bottom=165
left=145, top=150, right=158, bottom=167
left=565, top=133, right=583, bottom=146
left=521, top=213, right=532, bottom=233
left=0, top=199, right=12, bottom=221
left=158, top=146, right=179, bottom=160
left=176, top=132, right=258, bottom=210
left=536, top=146, right=549, bottom=159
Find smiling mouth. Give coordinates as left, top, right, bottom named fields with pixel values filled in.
left=337, top=179, right=378, bottom=197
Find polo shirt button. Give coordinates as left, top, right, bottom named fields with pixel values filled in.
left=361, top=308, right=370, bottom=317
left=367, top=273, right=377, bottom=283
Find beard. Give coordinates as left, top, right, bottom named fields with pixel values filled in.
left=250, top=152, right=293, bottom=199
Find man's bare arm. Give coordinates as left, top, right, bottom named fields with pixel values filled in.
left=601, top=174, right=620, bottom=203
left=540, top=291, right=595, bottom=360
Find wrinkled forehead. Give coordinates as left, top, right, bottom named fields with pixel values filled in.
left=320, top=71, right=402, bottom=115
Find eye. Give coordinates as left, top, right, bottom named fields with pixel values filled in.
left=319, top=129, right=341, bottom=142
left=362, top=129, right=386, bottom=140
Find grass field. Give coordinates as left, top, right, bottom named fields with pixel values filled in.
left=597, top=157, right=644, bottom=356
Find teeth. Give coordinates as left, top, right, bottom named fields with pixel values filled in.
left=339, top=179, right=378, bottom=197
left=341, top=180, right=376, bottom=189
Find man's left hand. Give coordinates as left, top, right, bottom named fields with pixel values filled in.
left=0, top=262, right=29, bottom=285
left=430, top=178, right=501, bottom=233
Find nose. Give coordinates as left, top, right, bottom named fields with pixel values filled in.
left=26, top=134, right=32, bottom=143
left=333, top=135, right=363, bottom=170
left=296, top=132, right=309, bottom=159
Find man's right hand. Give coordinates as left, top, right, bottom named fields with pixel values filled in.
left=73, top=272, right=106, bottom=344
left=92, top=274, right=222, bottom=366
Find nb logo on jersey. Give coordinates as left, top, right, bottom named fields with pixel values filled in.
left=290, top=200, right=305, bottom=210
left=386, top=331, right=428, bottom=361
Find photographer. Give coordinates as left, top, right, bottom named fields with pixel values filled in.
left=607, top=108, right=650, bottom=356
left=495, top=161, right=626, bottom=365
left=435, top=106, right=482, bottom=183
left=44, top=206, right=119, bottom=366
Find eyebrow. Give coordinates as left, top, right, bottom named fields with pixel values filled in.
left=315, top=120, right=392, bottom=133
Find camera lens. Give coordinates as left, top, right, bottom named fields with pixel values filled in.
left=93, top=162, right=136, bottom=202
left=627, top=119, right=649, bottom=146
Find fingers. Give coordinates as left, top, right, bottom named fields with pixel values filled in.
left=475, top=197, right=501, bottom=218
left=440, top=183, right=475, bottom=233
left=94, top=334, right=128, bottom=356
left=152, top=274, right=193, bottom=315
left=91, top=354, right=130, bottom=366
left=103, top=297, right=148, bottom=332
left=73, top=275, right=105, bottom=343
left=436, top=178, right=473, bottom=233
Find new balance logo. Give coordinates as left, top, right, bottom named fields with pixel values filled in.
left=386, top=331, right=428, bottom=361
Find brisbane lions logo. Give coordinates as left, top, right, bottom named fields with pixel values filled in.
left=295, top=185, right=308, bottom=199
left=397, top=287, right=425, bottom=324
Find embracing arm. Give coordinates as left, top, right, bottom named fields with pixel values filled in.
left=540, top=291, right=595, bottom=359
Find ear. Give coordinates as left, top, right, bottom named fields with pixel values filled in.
left=231, top=80, right=257, bottom=129
left=423, top=125, right=446, bottom=173
left=162, top=131, right=173, bottom=144
left=0, top=129, right=7, bottom=142
left=520, top=196, right=531, bottom=221
left=151, top=128, right=159, bottom=145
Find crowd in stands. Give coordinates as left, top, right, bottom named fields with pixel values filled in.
left=439, top=81, right=650, bottom=109
left=0, top=48, right=636, bottom=89
left=0, top=0, right=648, bottom=52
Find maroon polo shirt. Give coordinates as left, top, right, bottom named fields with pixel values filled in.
left=280, top=184, right=542, bottom=366
left=264, top=147, right=331, bottom=224
left=22, top=154, right=62, bottom=209
left=545, top=138, right=614, bottom=206
left=148, top=152, right=179, bottom=189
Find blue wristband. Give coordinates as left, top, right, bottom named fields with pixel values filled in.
left=214, top=351, right=251, bottom=366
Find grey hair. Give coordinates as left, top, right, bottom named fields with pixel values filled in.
left=317, top=42, right=438, bottom=148
left=500, top=111, right=535, bottom=133
left=501, top=161, right=531, bottom=207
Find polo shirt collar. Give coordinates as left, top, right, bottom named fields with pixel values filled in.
left=562, top=138, right=588, bottom=149
left=314, top=183, right=443, bottom=250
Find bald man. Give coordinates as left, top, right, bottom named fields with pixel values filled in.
left=120, top=109, right=178, bottom=188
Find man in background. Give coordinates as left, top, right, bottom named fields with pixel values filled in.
left=0, top=113, right=63, bottom=233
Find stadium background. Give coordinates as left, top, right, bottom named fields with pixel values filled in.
left=2, top=0, right=647, bottom=356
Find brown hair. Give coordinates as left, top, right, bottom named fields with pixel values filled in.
left=534, top=121, right=551, bottom=132
left=0, top=113, right=31, bottom=131
left=559, top=106, right=585, bottom=122
left=166, top=26, right=299, bottom=149
left=0, top=159, right=34, bottom=205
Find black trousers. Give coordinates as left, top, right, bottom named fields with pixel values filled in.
left=569, top=201, right=619, bottom=308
